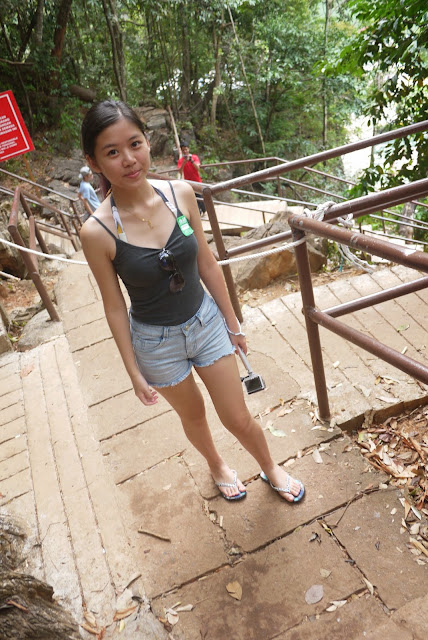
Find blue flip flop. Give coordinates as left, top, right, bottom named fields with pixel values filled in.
left=215, top=469, right=247, bottom=501
left=260, top=470, right=305, bottom=503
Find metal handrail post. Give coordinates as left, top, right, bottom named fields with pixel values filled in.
left=70, top=201, right=82, bottom=232
left=203, top=187, right=243, bottom=322
left=291, top=228, right=330, bottom=419
left=28, top=216, right=39, bottom=272
left=8, top=189, right=60, bottom=322
left=19, top=192, right=50, bottom=255
left=57, top=209, right=79, bottom=251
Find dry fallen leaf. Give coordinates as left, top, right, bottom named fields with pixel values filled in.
left=277, top=407, right=293, bottom=417
left=175, top=604, right=194, bottom=613
left=312, top=449, right=323, bottom=464
left=113, top=605, right=138, bottom=621
left=268, top=425, right=287, bottom=437
left=305, top=584, right=324, bottom=605
left=396, top=324, right=409, bottom=333
left=409, top=539, right=428, bottom=557
left=20, top=364, right=34, bottom=378
left=331, top=599, right=347, bottom=608
left=362, top=577, right=374, bottom=595
left=84, top=611, right=97, bottom=627
left=319, top=568, right=331, bottom=579
left=81, top=623, right=100, bottom=635
left=166, top=609, right=179, bottom=626
left=226, top=581, right=242, bottom=601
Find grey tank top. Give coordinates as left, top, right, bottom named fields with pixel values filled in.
left=92, top=183, right=204, bottom=326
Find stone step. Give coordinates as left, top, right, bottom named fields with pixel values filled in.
left=0, top=338, right=169, bottom=638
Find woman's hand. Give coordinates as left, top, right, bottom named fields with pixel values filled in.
left=229, top=332, right=247, bottom=355
left=132, top=372, right=159, bottom=406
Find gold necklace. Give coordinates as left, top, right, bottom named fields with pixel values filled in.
left=138, top=215, right=153, bottom=230
left=137, top=186, right=155, bottom=230
left=115, top=187, right=155, bottom=230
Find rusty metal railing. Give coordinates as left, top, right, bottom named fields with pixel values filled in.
left=0, top=166, right=86, bottom=227
left=196, top=121, right=428, bottom=321
left=287, top=211, right=428, bottom=420
left=6, top=187, right=78, bottom=322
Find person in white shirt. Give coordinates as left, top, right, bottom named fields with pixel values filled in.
left=78, top=165, right=101, bottom=221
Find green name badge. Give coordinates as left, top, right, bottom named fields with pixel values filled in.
left=177, top=215, right=194, bottom=236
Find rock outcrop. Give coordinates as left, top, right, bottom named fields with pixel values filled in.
left=223, top=207, right=327, bottom=291
left=134, top=106, right=172, bottom=157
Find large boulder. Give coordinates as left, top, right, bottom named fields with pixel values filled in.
left=224, top=208, right=327, bottom=291
left=0, top=300, right=12, bottom=354
left=0, top=200, right=29, bottom=279
left=134, top=106, right=172, bottom=157
left=0, top=515, right=81, bottom=640
left=147, top=128, right=171, bottom=157
left=16, top=307, right=63, bottom=352
left=47, top=149, right=84, bottom=187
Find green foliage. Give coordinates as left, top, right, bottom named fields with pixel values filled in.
left=0, top=0, right=402, bottom=174
left=331, top=0, right=428, bottom=190
left=43, top=98, right=83, bottom=153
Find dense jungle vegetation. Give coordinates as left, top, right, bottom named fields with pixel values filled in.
left=1, top=0, right=427, bottom=198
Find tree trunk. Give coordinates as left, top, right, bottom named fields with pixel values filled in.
left=156, top=20, right=179, bottom=116
left=399, top=201, right=416, bottom=240
left=322, top=0, right=331, bottom=151
left=34, top=0, right=44, bottom=47
left=180, top=2, right=192, bottom=111
left=227, top=5, right=265, bottom=156
left=69, top=84, right=96, bottom=102
left=101, top=0, right=127, bottom=102
left=210, top=24, right=222, bottom=130
left=51, top=0, right=73, bottom=64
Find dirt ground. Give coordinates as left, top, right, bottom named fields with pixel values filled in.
left=236, top=265, right=358, bottom=307
left=0, top=264, right=60, bottom=341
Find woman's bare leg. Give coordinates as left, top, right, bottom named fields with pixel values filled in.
left=196, top=355, right=303, bottom=502
left=155, top=372, right=245, bottom=498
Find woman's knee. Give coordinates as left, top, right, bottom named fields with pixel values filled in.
left=181, top=401, right=206, bottom=425
left=177, top=387, right=206, bottom=424
left=223, top=407, right=254, bottom=436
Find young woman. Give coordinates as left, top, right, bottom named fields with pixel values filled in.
left=80, top=100, right=304, bottom=503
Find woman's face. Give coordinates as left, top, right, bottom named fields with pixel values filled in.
left=88, top=117, right=150, bottom=190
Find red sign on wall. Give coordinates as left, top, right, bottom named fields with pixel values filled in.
left=0, top=90, right=34, bottom=162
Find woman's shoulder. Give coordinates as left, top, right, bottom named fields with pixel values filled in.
left=149, top=177, right=189, bottom=191
left=81, top=201, right=114, bottom=238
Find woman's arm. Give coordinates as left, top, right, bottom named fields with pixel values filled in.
left=80, top=222, right=158, bottom=405
left=172, top=181, right=247, bottom=353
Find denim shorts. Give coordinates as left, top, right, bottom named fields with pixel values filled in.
left=130, top=292, right=235, bottom=388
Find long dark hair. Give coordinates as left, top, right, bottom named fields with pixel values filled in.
left=81, top=100, right=147, bottom=197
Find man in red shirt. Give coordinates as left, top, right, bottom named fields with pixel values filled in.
left=177, top=143, right=206, bottom=214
